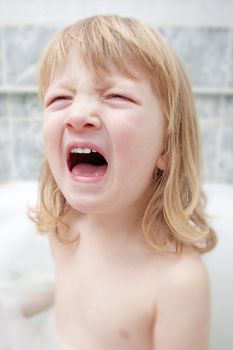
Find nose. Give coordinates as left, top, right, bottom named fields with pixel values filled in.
left=64, top=100, right=102, bottom=132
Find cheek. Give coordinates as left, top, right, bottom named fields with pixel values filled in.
left=43, top=116, right=62, bottom=148
left=42, top=122, right=50, bottom=149
left=113, top=113, right=164, bottom=168
left=115, top=126, right=136, bottom=153
left=42, top=118, right=64, bottom=171
left=111, top=111, right=144, bottom=151
left=112, top=126, right=142, bottom=173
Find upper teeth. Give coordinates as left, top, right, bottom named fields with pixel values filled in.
left=70, top=147, right=97, bottom=154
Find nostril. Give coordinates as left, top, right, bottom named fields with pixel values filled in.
left=64, top=121, right=95, bottom=131
left=85, top=123, right=95, bottom=128
left=65, top=122, right=72, bottom=127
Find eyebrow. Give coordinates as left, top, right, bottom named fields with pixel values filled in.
left=46, top=81, right=76, bottom=93
left=46, top=74, right=143, bottom=98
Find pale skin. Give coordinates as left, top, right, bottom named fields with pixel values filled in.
left=22, top=52, right=211, bottom=349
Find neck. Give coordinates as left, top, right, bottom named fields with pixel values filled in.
left=66, top=205, right=151, bottom=260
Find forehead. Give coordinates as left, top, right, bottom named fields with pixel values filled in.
left=49, top=50, right=146, bottom=89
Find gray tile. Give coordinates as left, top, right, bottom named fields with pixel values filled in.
left=12, top=121, right=43, bottom=180
left=195, top=94, right=222, bottom=119
left=0, top=29, right=2, bottom=85
left=228, top=29, right=233, bottom=87
left=3, top=26, right=56, bottom=86
left=0, top=121, right=11, bottom=182
left=0, top=95, right=8, bottom=118
left=160, top=27, right=230, bottom=87
left=9, top=93, right=42, bottom=118
left=218, top=121, right=233, bottom=183
left=222, top=96, right=233, bottom=119
left=199, top=119, right=220, bottom=182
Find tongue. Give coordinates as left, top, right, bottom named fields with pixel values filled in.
left=71, top=163, right=107, bottom=177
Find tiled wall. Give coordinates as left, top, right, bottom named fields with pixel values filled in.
left=0, top=23, right=233, bottom=183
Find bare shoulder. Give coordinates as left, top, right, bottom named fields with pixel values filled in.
left=151, top=251, right=210, bottom=350
left=169, top=251, right=208, bottom=279
left=156, top=251, right=210, bottom=297
left=172, top=252, right=209, bottom=293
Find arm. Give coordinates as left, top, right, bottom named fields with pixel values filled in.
left=21, top=284, right=55, bottom=317
left=153, top=254, right=211, bottom=350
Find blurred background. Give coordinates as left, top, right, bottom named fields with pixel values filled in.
left=0, top=1, right=233, bottom=350
left=0, top=0, right=233, bottom=184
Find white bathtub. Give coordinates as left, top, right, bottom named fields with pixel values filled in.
left=0, top=181, right=232, bottom=349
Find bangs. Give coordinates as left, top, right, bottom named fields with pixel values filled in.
left=38, top=15, right=169, bottom=103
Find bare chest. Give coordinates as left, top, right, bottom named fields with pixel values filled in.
left=54, top=260, right=156, bottom=350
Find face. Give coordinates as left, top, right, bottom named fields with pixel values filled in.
left=43, top=53, right=165, bottom=217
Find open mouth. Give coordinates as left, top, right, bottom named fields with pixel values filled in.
left=67, top=147, right=108, bottom=178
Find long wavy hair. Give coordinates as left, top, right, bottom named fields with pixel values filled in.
left=30, top=15, right=217, bottom=253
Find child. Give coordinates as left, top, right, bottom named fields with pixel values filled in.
left=30, top=15, right=217, bottom=350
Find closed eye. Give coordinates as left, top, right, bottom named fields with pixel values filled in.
left=45, top=96, right=72, bottom=108
left=106, top=94, right=134, bottom=102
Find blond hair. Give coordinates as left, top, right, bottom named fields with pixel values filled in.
left=31, top=15, right=217, bottom=253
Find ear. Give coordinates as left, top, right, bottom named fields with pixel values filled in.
left=156, top=152, right=166, bottom=171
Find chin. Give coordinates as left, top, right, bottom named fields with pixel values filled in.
left=65, top=194, right=110, bottom=215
